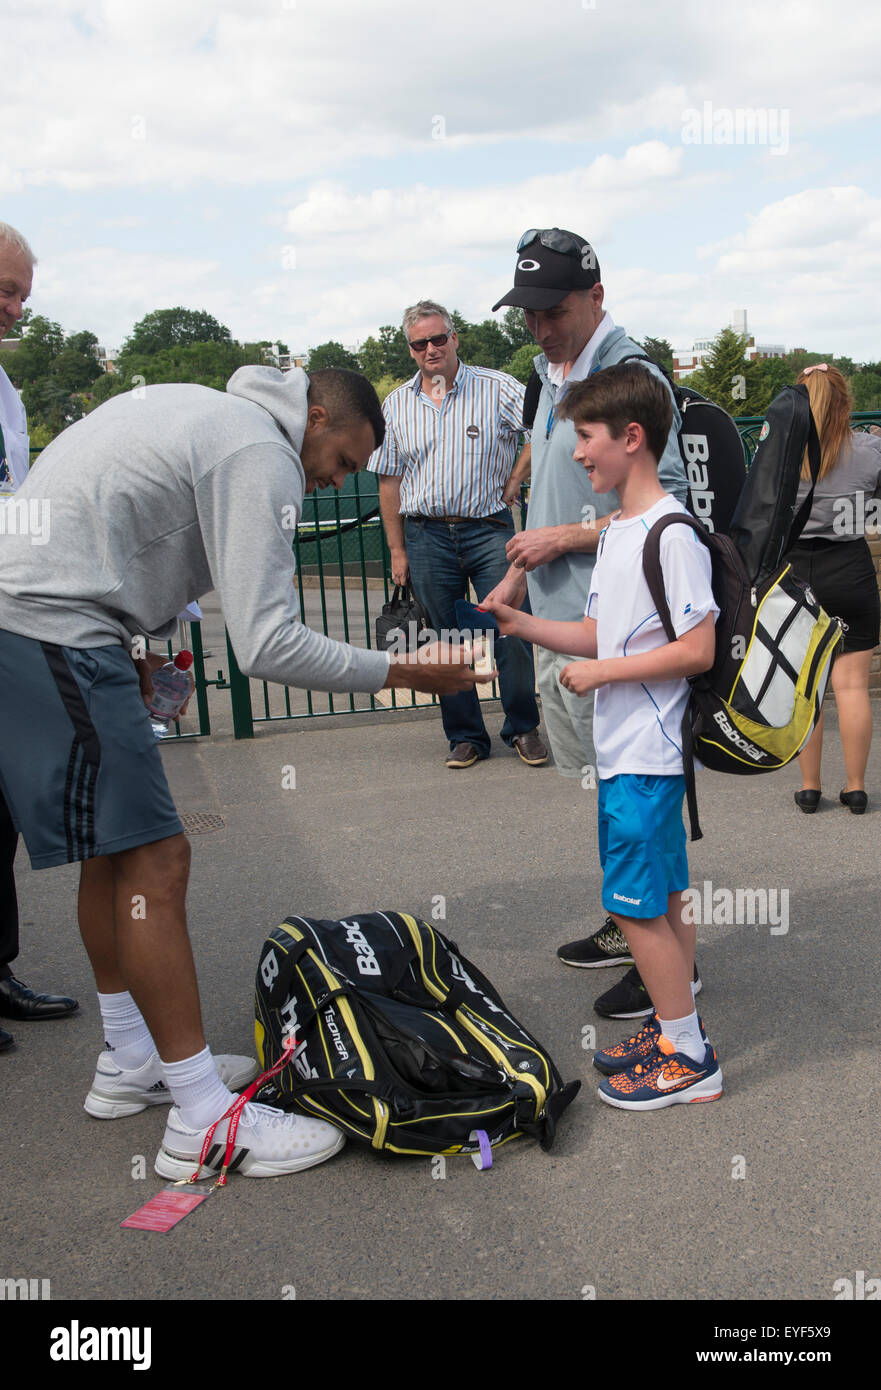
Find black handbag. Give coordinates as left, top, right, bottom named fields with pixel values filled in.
left=374, top=584, right=431, bottom=651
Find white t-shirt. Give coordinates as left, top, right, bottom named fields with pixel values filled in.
left=585, top=494, right=718, bottom=778
left=0, top=365, right=30, bottom=494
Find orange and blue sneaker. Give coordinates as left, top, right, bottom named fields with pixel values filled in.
left=597, top=1035, right=722, bottom=1110
left=593, top=1015, right=707, bottom=1076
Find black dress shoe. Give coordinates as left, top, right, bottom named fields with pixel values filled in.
left=840, top=789, right=868, bottom=814
left=0, top=1025, right=14, bottom=1051
left=794, top=789, right=821, bottom=813
left=0, top=975, right=79, bottom=1021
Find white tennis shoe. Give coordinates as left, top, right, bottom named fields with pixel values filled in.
left=84, top=1051, right=258, bottom=1119
left=154, top=1102, right=345, bottom=1179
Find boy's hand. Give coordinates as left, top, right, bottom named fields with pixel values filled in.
left=482, top=566, right=528, bottom=610
left=477, top=597, right=521, bottom=636
left=559, top=659, right=605, bottom=697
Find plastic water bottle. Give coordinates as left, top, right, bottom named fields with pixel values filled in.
left=147, top=650, right=194, bottom=739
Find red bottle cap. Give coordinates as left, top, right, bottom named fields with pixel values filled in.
left=174, top=650, right=194, bottom=671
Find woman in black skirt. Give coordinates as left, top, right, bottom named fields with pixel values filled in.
left=787, top=364, right=881, bottom=814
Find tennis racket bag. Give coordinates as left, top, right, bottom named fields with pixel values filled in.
left=254, top=911, right=580, bottom=1160
left=523, top=355, right=748, bottom=536
left=642, top=386, right=843, bottom=840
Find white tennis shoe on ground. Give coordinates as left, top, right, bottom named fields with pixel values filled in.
left=83, top=1051, right=258, bottom=1119
left=154, top=1102, right=346, bottom=1179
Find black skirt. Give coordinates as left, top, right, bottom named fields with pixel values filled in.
left=785, top=536, right=881, bottom=653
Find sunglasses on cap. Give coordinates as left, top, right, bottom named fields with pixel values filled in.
left=408, top=333, right=451, bottom=352
left=517, top=229, right=587, bottom=258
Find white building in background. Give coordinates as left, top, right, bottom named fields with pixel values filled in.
left=673, top=310, right=787, bottom=381
left=265, top=344, right=307, bottom=371
left=92, top=345, right=119, bottom=373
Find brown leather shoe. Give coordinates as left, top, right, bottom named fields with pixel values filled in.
left=513, top=730, right=548, bottom=766
left=446, top=742, right=481, bottom=769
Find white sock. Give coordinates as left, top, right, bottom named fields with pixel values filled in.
left=97, top=991, right=154, bottom=1068
left=161, top=1046, right=237, bottom=1130
left=657, top=1011, right=706, bottom=1065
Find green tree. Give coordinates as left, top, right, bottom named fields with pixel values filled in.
left=501, top=343, right=539, bottom=384
left=690, top=328, right=769, bottom=416
left=455, top=317, right=510, bottom=369
left=357, top=335, right=384, bottom=382
left=122, top=308, right=232, bottom=357
left=499, top=306, right=534, bottom=353
left=373, top=373, right=408, bottom=404
left=376, top=324, right=413, bottom=380
left=109, top=340, right=253, bottom=395
left=754, top=355, right=792, bottom=404
left=1, top=314, right=65, bottom=383
left=851, top=368, right=881, bottom=412
left=306, top=340, right=360, bottom=371
left=640, top=337, right=674, bottom=376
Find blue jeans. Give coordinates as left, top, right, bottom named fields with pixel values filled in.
left=404, top=513, right=540, bottom=756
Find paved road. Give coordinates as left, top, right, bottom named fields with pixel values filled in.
left=2, top=702, right=880, bottom=1309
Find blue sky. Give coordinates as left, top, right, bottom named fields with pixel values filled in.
left=4, top=0, right=880, bottom=360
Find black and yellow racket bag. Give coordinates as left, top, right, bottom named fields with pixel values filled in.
left=254, top=911, right=580, bottom=1160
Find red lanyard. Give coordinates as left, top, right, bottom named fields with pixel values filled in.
left=177, top=1034, right=300, bottom=1189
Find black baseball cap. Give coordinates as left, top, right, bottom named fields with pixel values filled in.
left=492, top=228, right=601, bottom=312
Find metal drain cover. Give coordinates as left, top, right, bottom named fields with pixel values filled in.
left=180, top=812, right=225, bottom=835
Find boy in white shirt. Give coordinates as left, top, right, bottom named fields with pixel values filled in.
left=483, top=362, right=722, bottom=1108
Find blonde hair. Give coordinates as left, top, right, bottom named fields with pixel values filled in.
left=797, top=364, right=853, bottom=481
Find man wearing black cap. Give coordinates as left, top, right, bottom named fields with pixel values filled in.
left=489, top=229, right=694, bottom=1020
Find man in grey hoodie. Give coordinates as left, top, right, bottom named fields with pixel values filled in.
left=0, top=364, right=492, bottom=1179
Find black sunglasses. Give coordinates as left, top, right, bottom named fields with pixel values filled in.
left=517, top=229, right=586, bottom=258
left=408, top=333, right=451, bottom=352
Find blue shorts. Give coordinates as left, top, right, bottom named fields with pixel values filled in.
left=598, top=774, right=689, bottom=920
left=0, top=629, right=183, bottom=869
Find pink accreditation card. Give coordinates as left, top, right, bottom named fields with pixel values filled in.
left=121, top=1185, right=212, bottom=1232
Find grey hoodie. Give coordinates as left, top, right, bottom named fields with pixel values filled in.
left=0, top=366, right=391, bottom=693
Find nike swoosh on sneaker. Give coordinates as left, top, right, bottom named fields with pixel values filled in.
left=656, top=1062, right=708, bottom=1090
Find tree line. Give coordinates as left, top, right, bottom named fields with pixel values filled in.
left=2, top=304, right=879, bottom=448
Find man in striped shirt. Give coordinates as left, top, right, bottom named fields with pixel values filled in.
left=369, top=299, right=547, bottom=769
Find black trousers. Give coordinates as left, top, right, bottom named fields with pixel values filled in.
left=0, top=788, right=19, bottom=979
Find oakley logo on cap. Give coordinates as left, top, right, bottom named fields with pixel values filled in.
left=517, top=259, right=541, bottom=271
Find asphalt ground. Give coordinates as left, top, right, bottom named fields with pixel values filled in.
left=2, top=698, right=880, bottom=1326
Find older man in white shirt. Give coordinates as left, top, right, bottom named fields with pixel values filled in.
left=0, top=222, right=79, bottom=1050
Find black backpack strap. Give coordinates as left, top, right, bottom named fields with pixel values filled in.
left=522, top=369, right=542, bottom=430
left=786, top=410, right=822, bottom=549
left=615, top=351, right=677, bottom=389
left=641, top=513, right=710, bottom=842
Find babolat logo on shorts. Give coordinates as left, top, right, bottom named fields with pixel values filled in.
left=712, top=710, right=766, bottom=761
left=613, top=893, right=642, bottom=906
left=340, top=919, right=381, bottom=976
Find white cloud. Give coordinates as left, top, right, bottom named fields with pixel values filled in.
left=32, top=248, right=222, bottom=346
left=5, top=1, right=881, bottom=189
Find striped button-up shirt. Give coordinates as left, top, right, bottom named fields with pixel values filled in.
left=367, top=361, right=526, bottom=517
